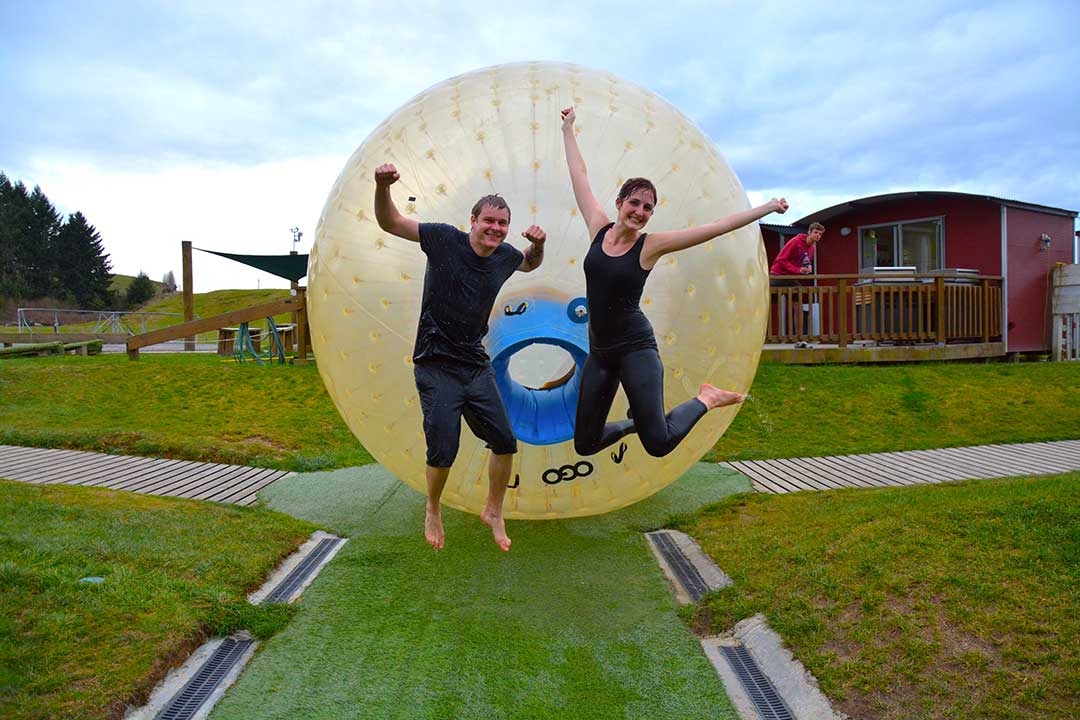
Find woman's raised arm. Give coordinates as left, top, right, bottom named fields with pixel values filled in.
left=561, top=107, right=610, bottom=239
left=640, top=198, right=788, bottom=268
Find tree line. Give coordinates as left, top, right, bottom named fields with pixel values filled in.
left=0, top=172, right=166, bottom=313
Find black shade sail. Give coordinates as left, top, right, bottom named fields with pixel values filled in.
left=196, top=248, right=309, bottom=282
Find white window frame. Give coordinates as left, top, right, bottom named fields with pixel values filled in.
left=858, top=216, right=945, bottom=271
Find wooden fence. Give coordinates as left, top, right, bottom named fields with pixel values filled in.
left=1053, top=264, right=1080, bottom=361
left=769, top=274, right=1004, bottom=347
left=125, top=290, right=309, bottom=360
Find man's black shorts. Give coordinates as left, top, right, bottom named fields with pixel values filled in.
left=414, top=360, right=517, bottom=467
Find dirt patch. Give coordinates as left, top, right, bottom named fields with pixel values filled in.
left=826, top=595, right=1006, bottom=719
left=237, top=435, right=290, bottom=452
left=684, top=605, right=716, bottom=637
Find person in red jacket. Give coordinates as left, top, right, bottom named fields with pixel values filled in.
left=770, top=223, right=824, bottom=346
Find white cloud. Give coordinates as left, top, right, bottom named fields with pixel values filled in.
left=2, top=0, right=1078, bottom=291
left=18, top=154, right=345, bottom=291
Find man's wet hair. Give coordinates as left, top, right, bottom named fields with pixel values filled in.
left=471, top=194, right=511, bottom=221
left=618, top=177, right=658, bottom=204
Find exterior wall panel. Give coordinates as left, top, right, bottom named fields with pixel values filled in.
left=1004, top=208, right=1076, bottom=351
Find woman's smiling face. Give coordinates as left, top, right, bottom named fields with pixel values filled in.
left=616, top=188, right=656, bottom=230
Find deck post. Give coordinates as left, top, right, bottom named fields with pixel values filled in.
left=838, top=278, right=849, bottom=348
left=935, top=276, right=946, bottom=344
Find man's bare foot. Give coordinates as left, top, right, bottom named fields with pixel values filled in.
left=698, top=384, right=745, bottom=410
left=425, top=507, right=444, bottom=550
left=481, top=506, right=512, bottom=552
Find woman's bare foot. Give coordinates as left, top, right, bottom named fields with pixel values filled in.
left=481, top=506, right=512, bottom=552
left=425, top=507, right=444, bottom=550
left=698, top=384, right=745, bottom=410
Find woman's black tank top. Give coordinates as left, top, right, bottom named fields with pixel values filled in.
left=583, top=223, right=657, bottom=358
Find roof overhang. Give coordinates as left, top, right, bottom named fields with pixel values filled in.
left=794, top=191, right=1077, bottom=226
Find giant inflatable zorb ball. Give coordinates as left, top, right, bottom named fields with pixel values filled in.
left=308, top=62, right=767, bottom=519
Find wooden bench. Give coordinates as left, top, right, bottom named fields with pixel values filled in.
left=0, top=339, right=104, bottom=358
left=0, top=332, right=128, bottom=347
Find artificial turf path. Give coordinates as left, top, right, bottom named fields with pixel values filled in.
left=210, top=463, right=749, bottom=719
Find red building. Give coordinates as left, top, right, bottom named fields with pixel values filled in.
left=763, top=191, right=1078, bottom=353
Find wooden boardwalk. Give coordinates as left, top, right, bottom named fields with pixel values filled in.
left=0, top=445, right=293, bottom=506
left=723, top=440, right=1080, bottom=494
left=4, top=440, right=1078, bottom=504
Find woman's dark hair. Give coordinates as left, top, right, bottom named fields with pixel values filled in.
left=618, top=177, right=657, bottom=204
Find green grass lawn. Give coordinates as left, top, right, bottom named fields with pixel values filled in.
left=0, top=480, right=317, bottom=720
left=673, top=473, right=1080, bottom=720
left=708, top=360, right=1080, bottom=461
left=0, top=354, right=372, bottom=471
left=1, top=354, right=1079, bottom=718
left=2, top=354, right=1078, bottom=469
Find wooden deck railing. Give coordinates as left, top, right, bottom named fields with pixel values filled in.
left=768, top=274, right=1003, bottom=347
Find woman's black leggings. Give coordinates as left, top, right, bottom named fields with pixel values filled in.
left=574, top=348, right=707, bottom=458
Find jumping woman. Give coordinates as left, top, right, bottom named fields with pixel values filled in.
left=561, top=106, right=788, bottom=458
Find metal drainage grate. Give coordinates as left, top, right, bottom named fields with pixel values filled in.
left=720, top=644, right=795, bottom=720
left=156, top=636, right=255, bottom=720
left=261, top=536, right=344, bottom=604
left=648, top=531, right=709, bottom=601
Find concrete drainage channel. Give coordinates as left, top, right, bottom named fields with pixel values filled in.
left=125, top=531, right=347, bottom=720
left=645, top=530, right=847, bottom=720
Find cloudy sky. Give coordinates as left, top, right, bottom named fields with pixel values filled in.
left=2, top=0, right=1078, bottom=291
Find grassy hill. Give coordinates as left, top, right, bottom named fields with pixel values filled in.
left=141, top=288, right=291, bottom=320
left=45, top=288, right=294, bottom=339
left=109, top=273, right=165, bottom=296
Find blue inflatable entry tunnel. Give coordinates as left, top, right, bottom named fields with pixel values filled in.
left=487, top=296, right=589, bottom=445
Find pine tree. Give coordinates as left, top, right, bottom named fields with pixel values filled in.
left=0, top=174, right=17, bottom=296
left=0, top=174, right=38, bottom=298
left=126, top=272, right=156, bottom=307
left=26, top=186, right=62, bottom=298
left=1, top=173, right=117, bottom=308
left=162, top=270, right=177, bottom=293
left=55, top=212, right=113, bottom=309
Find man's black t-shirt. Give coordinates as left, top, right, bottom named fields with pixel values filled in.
left=414, top=222, right=524, bottom=367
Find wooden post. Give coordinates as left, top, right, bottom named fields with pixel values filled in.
left=981, top=278, right=991, bottom=343
left=294, top=286, right=310, bottom=364
left=182, top=241, right=195, bottom=352
left=935, top=276, right=946, bottom=344
left=838, top=278, right=849, bottom=348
